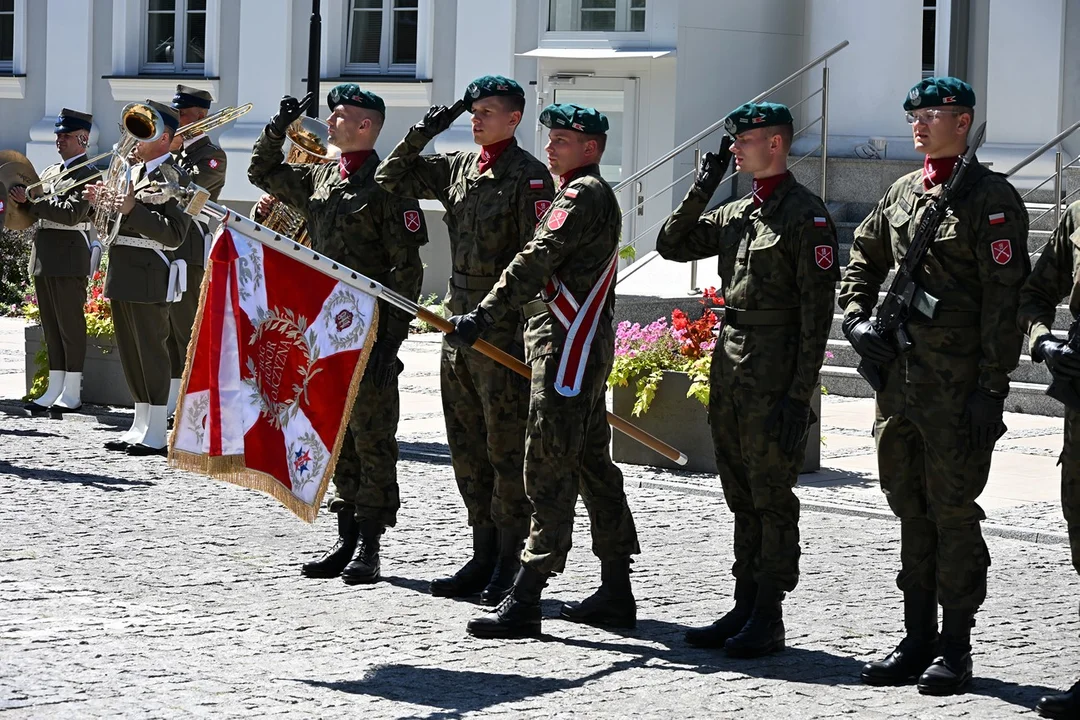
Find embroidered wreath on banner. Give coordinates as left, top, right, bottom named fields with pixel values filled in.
left=288, top=430, right=327, bottom=495
left=185, top=394, right=210, bottom=448
left=244, top=306, right=323, bottom=430
left=236, top=252, right=264, bottom=302
left=323, top=289, right=367, bottom=352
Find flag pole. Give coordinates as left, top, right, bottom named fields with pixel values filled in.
left=182, top=193, right=688, bottom=466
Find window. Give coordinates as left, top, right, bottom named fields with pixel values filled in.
left=922, top=0, right=936, bottom=78
left=548, top=0, right=646, bottom=33
left=143, top=0, right=206, bottom=73
left=0, top=0, right=14, bottom=71
left=345, top=0, right=417, bottom=75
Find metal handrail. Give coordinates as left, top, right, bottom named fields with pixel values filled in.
left=612, top=39, right=849, bottom=194
left=1005, top=119, right=1080, bottom=177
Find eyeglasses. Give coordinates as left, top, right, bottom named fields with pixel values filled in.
left=905, top=109, right=965, bottom=125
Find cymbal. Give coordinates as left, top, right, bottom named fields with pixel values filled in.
left=0, top=151, right=41, bottom=231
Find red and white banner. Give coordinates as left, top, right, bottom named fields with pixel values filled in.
left=168, top=224, right=377, bottom=522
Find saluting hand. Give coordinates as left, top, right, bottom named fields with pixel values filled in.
left=270, top=93, right=315, bottom=137
left=693, top=135, right=734, bottom=198
left=415, top=101, right=466, bottom=140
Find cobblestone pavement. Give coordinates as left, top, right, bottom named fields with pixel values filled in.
left=2, top=329, right=1079, bottom=719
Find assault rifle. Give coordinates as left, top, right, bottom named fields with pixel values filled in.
left=857, top=122, right=987, bottom=391
left=1046, top=318, right=1080, bottom=411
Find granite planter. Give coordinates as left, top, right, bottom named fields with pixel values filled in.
left=24, top=324, right=133, bottom=407
left=611, top=370, right=821, bottom=474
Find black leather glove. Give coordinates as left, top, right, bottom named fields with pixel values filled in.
left=1035, top=334, right=1080, bottom=380
left=415, top=101, right=466, bottom=139
left=842, top=315, right=897, bottom=364
left=367, top=340, right=402, bottom=390
left=446, top=307, right=493, bottom=349
left=270, top=93, right=315, bottom=137
left=693, top=136, right=733, bottom=197
left=965, top=388, right=1007, bottom=452
left=766, top=395, right=816, bottom=454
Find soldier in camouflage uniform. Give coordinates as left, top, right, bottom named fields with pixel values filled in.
left=248, top=85, right=427, bottom=585
left=448, top=103, right=640, bottom=639
left=167, top=85, right=228, bottom=421
left=11, top=109, right=99, bottom=414
left=840, top=78, right=1029, bottom=695
left=375, top=76, right=555, bottom=604
left=1017, top=200, right=1080, bottom=719
left=656, top=102, right=839, bottom=658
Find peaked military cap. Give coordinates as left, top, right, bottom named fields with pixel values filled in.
left=54, top=108, right=93, bottom=134
left=463, top=75, right=525, bottom=111
left=146, top=99, right=181, bottom=132
left=904, top=76, right=976, bottom=111
left=539, top=103, right=609, bottom=135
left=724, top=102, right=793, bottom=136
left=172, top=84, right=213, bottom=110
left=326, top=83, right=386, bottom=117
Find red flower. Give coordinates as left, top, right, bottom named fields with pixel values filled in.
left=671, top=308, right=689, bottom=332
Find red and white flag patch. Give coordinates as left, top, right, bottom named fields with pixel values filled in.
left=988, top=212, right=1006, bottom=225
left=815, top=245, right=834, bottom=270
left=529, top=178, right=545, bottom=189
left=403, top=210, right=422, bottom=233
left=991, top=239, right=1013, bottom=265
left=547, top=208, right=569, bottom=231
left=535, top=200, right=551, bottom=220
left=813, top=216, right=828, bottom=228
left=564, top=188, right=579, bottom=199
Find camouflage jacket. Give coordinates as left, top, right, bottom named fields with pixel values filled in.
left=839, top=159, right=1029, bottom=394
left=248, top=126, right=427, bottom=348
left=1018, top=201, right=1080, bottom=353
left=479, top=164, right=620, bottom=363
left=171, top=135, right=227, bottom=267
left=374, top=130, right=556, bottom=334
left=26, top=157, right=98, bottom=277
left=656, top=173, right=840, bottom=402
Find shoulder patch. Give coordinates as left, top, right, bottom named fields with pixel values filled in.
left=535, top=200, right=551, bottom=220
left=564, top=188, right=579, bottom=199
left=529, top=179, right=545, bottom=189
left=814, top=245, right=834, bottom=270
left=547, top=208, right=569, bottom=231
left=208, top=158, right=219, bottom=169
left=991, top=239, right=1012, bottom=265
left=988, top=212, right=1005, bottom=226
left=403, top=210, right=422, bottom=233
left=813, top=216, right=828, bottom=228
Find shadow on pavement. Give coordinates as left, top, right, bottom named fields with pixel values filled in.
left=0, top=427, right=62, bottom=438
left=0, top=460, right=155, bottom=491
left=399, top=441, right=452, bottom=466
left=382, top=574, right=437, bottom=596
left=969, top=675, right=1059, bottom=712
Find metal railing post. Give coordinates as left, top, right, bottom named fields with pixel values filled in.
left=820, top=66, right=830, bottom=201
left=1054, top=150, right=1063, bottom=229
left=689, top=147, right=701, bottom=293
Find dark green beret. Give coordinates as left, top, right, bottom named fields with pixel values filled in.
left=326, top=83, right=386, bottom=117
left=539, top=103, right=609, bottom=135
left=904, top=76, right=975, bottom=111
left=463, top=75, right=524, bottom=111
left=724, top=102, right=793, bottom=136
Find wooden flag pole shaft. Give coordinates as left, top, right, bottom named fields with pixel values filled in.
left=187, top=199, right=688, bottom=466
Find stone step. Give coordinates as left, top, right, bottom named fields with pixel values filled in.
left=823, top=339, right=1052, bottom=385
left=820, top=365, right=1065, bottom=417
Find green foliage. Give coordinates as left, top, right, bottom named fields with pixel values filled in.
left=0, top=227, right=33, bottom=316
left=410, top=292, right=447, bottom=334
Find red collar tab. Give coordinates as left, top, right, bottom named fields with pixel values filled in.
left=339, top=149, right=373, bottom=179
left=751, top=172, right=789, bottom=207
left=923, top=155, right=960, bottom=191
left=477, top=138, right=514, bottom=174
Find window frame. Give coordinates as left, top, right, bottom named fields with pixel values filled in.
left=140, top=0, right=207, bottom=74
left=343, top=0, right=418, bottom=77
left=548, top=0, right=647, bottom=34
left=0, top=0, right=24, bottom=75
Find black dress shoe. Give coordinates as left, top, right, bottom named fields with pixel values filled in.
left=126, top=444, right=168, bottom=457
left=23, top=402, right=49, bottom=416
left=48, top=404, right=81, bottom=419
left=104, top=439, right=132, bottom=452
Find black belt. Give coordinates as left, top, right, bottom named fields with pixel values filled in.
left=909, top=310, right=979, bottom=328
left=722, top=307, right=800, bottom=327
left=451, top=270, right=499, bottom=292
left=522, top=299, right=548, bottom=319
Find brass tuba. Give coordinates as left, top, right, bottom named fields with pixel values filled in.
left=255, top=116, right=338, bottom=248
left=91, top=102, right=166, bottom=245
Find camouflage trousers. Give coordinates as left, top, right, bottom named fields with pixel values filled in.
left=709, top=379, right=803, bottom=592
left=167, top=263, right=205, bottom=377
left=874, top=378, right=993, bottom=609
left=520, top=347, right=640, bottom=575
left=328, top=355, right=402, bottom=528
left=441, top=329, right=532, bottom=535
left=1060, top=408, right=1080, bottom=577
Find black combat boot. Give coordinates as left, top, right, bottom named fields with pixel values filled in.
left=917, top=608, right=975, bottom=695
left=430, top=526, right=498, bottom=598
left=466, top=566, right=547, bottom=639
left=341, top=521, right=383, bottom=585
left=300, top=509, right=359, bottom=579
left=558, top=557, right=636, bottom=628
left=1036, top=680, right=1080, bottom=718
left=861, top=589, right=939, bottom=685
left=479, top=529, right=525, bottom=606
left=724, top=584, right=786, bottom=658
left=685, top=577, right=758, bottom=648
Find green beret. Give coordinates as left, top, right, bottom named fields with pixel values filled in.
left=724, top=102, right=793, bottom=136
left=904, top=76, right=975, bottom=111
left=463, top=75, right=524, bottom=111
left=539, top=103, right=609, bottom=135
left=326, top=83, right=386, bottom=117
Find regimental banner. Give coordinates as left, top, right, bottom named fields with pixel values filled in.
left=168, top=224, right=377, bottom=522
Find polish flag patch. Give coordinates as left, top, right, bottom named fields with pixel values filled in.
left=564, top=188, right=579, bottom=199
left=988, top=212, right=1006, bottom=225
left=535, top=200, right=551, bottom=220
left=403, top=210, right=422, bottom=233
left=547, top=208, right=569, bottom=231
left=529, top=179, right=545, bottom=189
left=208, top=158, right=219, bottom=169
left=991, top=239, right=1013, bottom=265
left=815, top=245, right=834, bottom=270
left=813, top=216, right=828, bottom=227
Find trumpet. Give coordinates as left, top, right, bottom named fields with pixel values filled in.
left=175, top=102, right=253, bottom=143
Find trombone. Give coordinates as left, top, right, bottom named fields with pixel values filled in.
left=175, top=102, right=253, bottom=143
